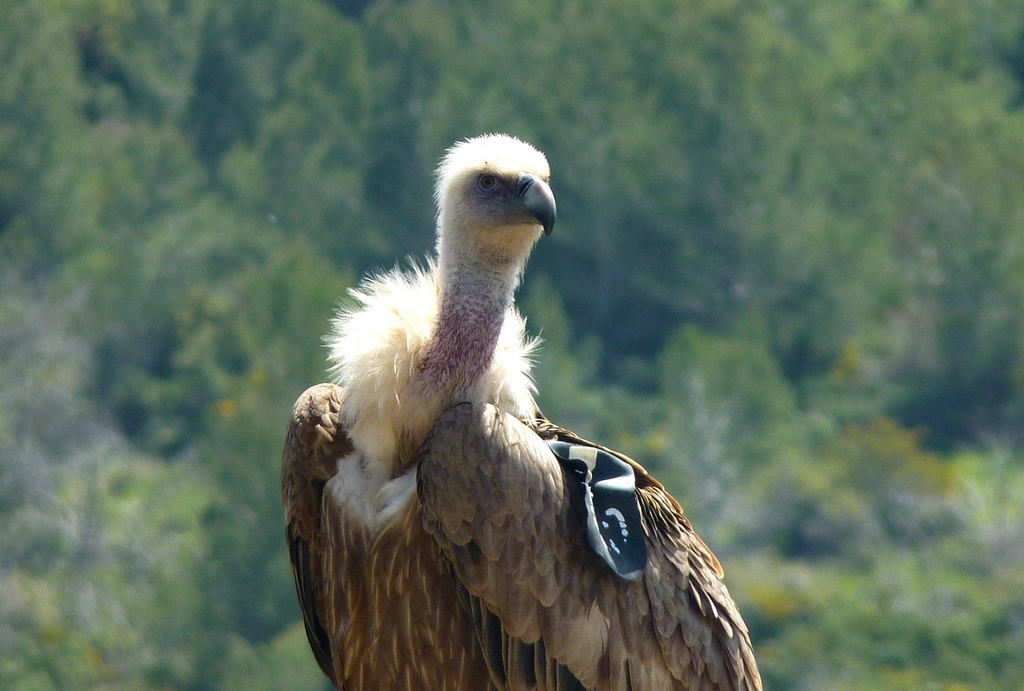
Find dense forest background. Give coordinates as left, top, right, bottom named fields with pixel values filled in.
left=3, top=0, right=1024, bottom=688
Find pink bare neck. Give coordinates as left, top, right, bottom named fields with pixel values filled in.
left=418, top=266, right=515, bottom=397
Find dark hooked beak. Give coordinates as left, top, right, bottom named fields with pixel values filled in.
left=515, top=173, right=556, bottom=236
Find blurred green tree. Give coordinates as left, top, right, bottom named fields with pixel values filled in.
left=3, top=0, right=1024, bottom=688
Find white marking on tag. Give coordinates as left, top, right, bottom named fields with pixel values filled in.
left=568, top=445, right=599, bottom=470
left=604, top=507, right=629, bottom=537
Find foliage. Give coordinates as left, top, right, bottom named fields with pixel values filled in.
left=3, top=0, right=1024, bottom=688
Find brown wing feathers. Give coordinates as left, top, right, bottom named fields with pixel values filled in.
left=418, top=401, right=762, bottom=690
left=545, top=418, right=761, bottom=691
left=281, top=383, right=350, bottom=687
left=533, top=414, right=760, bottom=689
left=284, top=387, right=761, bottom=690
left=283, top=385, right=502, bottom=691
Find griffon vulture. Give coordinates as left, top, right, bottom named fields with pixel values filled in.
left=282, top=134, right=762, bottom=690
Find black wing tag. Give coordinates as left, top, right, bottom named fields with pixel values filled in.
left=547, top=440, right=648, bottom=581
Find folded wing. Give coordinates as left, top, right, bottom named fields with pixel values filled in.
left=417, top=402, right=762, bottom=691
left=281, top=383, right=351, bottom=688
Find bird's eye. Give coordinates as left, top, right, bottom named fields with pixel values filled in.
left=478, top=174, right=497, bottom=191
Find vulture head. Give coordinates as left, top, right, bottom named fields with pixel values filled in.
left=435, top=134, right=556, bottom=280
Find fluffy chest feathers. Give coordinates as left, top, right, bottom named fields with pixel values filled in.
left=327, top=263, right=538, bottom=479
